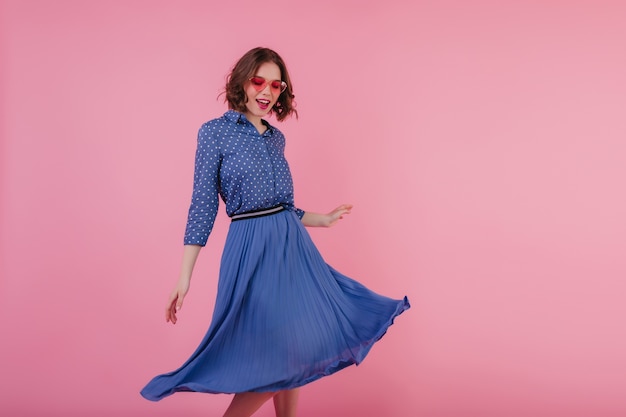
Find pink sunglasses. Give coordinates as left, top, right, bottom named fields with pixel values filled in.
left=248, top=76, right=287, bottom=94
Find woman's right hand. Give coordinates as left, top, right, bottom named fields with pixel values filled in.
left=166, top=245, right=202, bottom=324
left=165, top=278, right=190, bottom=324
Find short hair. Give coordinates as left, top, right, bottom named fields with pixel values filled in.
left=224, top=47, right=297, bottom=121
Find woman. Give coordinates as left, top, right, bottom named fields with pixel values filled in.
left=140, top=47, right=409, bottom=417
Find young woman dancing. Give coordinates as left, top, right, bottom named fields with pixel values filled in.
left=140, top=47, right=409, bottom=417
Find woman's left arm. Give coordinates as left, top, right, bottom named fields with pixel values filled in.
left=301, top=204, right=353, bottom=228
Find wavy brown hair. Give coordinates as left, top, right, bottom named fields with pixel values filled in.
left=224, top=47, right=297, bottom=121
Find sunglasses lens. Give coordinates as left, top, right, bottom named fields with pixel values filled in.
left=250, top=77, right=266, bottom=90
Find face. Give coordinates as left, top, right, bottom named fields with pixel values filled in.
left=243, top=61, right=284, bottom=122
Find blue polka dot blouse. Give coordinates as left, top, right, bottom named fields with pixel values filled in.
left=184, top=110, right=305, bottom=246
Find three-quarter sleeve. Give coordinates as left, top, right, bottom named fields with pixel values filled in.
left=183, top=124, right=221, bottom=246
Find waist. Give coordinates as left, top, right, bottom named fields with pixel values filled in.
left=230, top=205, right=285, bottom=221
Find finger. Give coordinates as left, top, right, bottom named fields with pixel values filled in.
left=169, top=303, right=178, bottom=324
left=165, top=294, right=178, bottom=323
left=165, top=304, right=173, bottom=323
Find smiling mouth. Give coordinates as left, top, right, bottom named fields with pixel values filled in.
left=257, top=99, right=270, bottom=109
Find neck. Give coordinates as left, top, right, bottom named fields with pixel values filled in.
left=245, top=113, right=266, bottom=134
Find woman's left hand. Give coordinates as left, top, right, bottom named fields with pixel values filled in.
left=326, top=204, right=353, bottom=227
left=301, top=204, right=353, bottom=227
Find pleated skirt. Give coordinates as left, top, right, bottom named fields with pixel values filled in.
left=140, top=209, right=409, bottom=401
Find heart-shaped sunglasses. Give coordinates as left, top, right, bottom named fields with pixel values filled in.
left=248, top=77, right=287, bottom=94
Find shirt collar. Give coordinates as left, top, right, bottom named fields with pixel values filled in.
left=224, top=110, right=276, bottom=134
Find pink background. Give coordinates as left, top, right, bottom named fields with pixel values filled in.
left=2, top=1, right=626, bottom=416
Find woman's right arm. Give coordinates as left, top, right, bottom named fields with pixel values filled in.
left=165, top=123, right=221, bottom=324
left=165, top=244, right=203, bottom=324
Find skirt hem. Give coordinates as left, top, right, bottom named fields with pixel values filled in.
left=140, top=296, right=409, bottom=400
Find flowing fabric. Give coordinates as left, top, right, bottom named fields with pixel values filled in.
left=141, top=210, right=409, bottom=400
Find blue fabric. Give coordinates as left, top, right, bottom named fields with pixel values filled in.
left=141, top=210, right=409, bottom=400
left=184, top=110, right=304, bottom=246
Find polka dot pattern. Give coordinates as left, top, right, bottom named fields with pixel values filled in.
left=184, top=110, right=305, bottom=246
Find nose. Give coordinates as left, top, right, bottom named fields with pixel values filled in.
left=260, top=83, right=272, bottom=95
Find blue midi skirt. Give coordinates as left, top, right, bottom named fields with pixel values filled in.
left=141, top=209, right=409, bottom=401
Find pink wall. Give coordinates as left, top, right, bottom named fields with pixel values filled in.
left=2, top=1, right=626, bottom=416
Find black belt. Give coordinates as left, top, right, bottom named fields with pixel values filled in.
left=230, top=205, right=285, bottom=221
